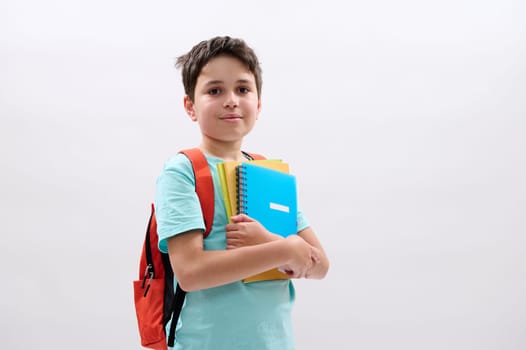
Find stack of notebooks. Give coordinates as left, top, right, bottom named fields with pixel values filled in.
left=217, top=159, right=297, bottom=283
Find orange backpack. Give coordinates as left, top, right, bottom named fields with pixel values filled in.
left=133, top=148, right=264, bottom=349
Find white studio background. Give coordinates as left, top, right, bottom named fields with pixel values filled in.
left=1, top=0, right=525, bottom=349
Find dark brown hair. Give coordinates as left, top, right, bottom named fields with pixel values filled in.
left=175, top=36, right=262, bottom=101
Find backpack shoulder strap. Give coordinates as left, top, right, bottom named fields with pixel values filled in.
left=166, top=148, right=213, bottom=346
left=179, top=148, right=214, bottom=238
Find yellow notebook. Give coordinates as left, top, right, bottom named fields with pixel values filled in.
left=217, top=162, right=231, bottom=217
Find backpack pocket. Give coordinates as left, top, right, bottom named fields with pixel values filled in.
left=133, top=278, right=168, bottom=350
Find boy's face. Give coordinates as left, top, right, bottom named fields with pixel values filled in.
left=184, top=55, right=261, bottom=145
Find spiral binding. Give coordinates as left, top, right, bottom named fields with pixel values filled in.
left=236, top=164, right=248, bottom=214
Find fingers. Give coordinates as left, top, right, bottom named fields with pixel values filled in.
left=303, top=251, right=319, bottom=278
left=230, top=214, right=254, bottom=223
left=226, top=242, right=239, bottom=249
left=225, top=229, right=240, bottom=238
left=225, top=221, right=249, bottom=232
left=283, top=249, right=319, bottom=279
left=310, top=247, right=321, bottom=264
left=281, top=262, right=313, bottom=279
left=226, top=235, right=243, bottom=249
left=225, top=223, right=238, bottom=232
left=225, top=231, right=241, bottom=249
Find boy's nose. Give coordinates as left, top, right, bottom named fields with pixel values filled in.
left=223, top=92, right=239, bottom=108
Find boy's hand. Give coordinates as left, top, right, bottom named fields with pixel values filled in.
left=225, top=214, right=280, bottom=249
left=280, top=235, right=321, bottom=279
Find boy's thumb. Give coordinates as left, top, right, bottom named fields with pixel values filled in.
left=230, top=214, right=254, bottom=223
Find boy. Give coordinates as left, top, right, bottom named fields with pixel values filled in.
left=155, top=36, right=329, bottom=349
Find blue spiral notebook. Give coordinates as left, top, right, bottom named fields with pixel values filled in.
left=237, top=162, right=297, bottom=237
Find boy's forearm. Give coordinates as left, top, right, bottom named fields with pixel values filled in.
left=171, top=237, right=292, bottom=291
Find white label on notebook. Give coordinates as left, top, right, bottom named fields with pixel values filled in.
left=269, top=202, right=290, bottom=213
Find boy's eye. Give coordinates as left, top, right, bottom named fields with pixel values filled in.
left=208, top=88, right=221, bottom=95
left=238, top=87, right=250, bottom=94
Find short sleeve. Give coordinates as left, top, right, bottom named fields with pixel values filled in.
left=297, top=208, right=309, bottom=232
left=154, top=154, right=205, bottom=253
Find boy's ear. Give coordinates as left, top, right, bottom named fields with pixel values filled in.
left=184, top=95, right=197, bottom=121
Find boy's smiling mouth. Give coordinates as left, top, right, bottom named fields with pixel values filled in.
left=220, top=114, right=243, bottom=121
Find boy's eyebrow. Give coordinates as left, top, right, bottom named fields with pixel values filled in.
left=235, top=79, right=254, bottom=85
left=204, top=80, right=223, bottom=86
left=203, top=78, right=254, bottom=86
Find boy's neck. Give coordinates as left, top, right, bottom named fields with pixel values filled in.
left=199, top=140, right=246, bottom=162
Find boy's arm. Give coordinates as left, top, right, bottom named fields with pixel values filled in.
left=167, top=230, right=317, bottom=291
left=226, top=214, right=329, bottom=279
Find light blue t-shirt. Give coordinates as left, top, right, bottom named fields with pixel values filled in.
left=155, top=153, right=310, bottom=350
